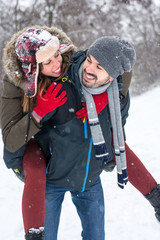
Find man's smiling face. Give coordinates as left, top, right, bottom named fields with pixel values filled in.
left=82, top=54, right=113, bottom=88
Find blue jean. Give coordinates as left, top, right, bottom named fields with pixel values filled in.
left=44, top=177, right=105, bottom=240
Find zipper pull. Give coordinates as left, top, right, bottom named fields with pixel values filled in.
left=83, top=118, right=88, bottom=139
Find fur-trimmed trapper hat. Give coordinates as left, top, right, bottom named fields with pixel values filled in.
left=3, top=25, right=77, bottom=97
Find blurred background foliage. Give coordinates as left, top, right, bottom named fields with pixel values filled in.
left=0, top=0, right=160, bottom=96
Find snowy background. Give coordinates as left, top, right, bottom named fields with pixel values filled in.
left=0, top=86, right=160, bottom=240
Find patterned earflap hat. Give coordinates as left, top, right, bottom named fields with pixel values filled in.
left=15, top=28, right=72, bottom=97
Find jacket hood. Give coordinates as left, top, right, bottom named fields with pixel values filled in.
left=3, top=25, right=77, bottom=88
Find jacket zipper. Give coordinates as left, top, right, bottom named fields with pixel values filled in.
left=81, top=125, right=93, bottom=192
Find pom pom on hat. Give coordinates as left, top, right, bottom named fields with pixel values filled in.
left=87, top=36, right=136, bottom=79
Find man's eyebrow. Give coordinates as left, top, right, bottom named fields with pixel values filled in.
left=87, top=54, right=102, bottom=67
left=97, top=63, right=102, bottom=68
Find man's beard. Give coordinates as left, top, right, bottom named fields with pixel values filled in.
left=83, top=68, right=111, bottom=88
left=82, top=68, right=97, bottom=87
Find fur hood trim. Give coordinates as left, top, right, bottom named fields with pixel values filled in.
left=3, top=25, right=77, bottom=87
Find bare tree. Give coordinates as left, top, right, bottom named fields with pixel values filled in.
left=0, top=0, right=159, bottom=97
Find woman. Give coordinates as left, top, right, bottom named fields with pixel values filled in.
left=1, top=26, right=76, bottom=240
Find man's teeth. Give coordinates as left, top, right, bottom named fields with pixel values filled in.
left=86, top=74, right=94, bottom=79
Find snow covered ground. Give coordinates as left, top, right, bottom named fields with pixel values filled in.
left=0, top=86, right=160, bottom=240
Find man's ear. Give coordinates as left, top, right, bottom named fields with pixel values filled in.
left=109, top=76, right=114, bottom=82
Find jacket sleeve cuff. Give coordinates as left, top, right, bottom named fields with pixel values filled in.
left=32, top=110, right=43, bottom=120
left=31, top=113, right=42, bottom=129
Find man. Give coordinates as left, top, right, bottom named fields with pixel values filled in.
left=36, top=36, right=160, bottom=240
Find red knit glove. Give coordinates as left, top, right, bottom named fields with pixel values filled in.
left=32, top=83, right=67, bottom=120
left=76, top=92, right=109, bottom=121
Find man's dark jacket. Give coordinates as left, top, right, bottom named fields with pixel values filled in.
left=3, top=51, right=130, bottom=192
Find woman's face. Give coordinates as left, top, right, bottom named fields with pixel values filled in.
left=41, top=50, right=63, bottom=77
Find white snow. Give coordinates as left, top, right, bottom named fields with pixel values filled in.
left=0, top=86, right=160, bottom=240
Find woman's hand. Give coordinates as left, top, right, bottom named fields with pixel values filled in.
left=32, top=83, right=67, bottom=122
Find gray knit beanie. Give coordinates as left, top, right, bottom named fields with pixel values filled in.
left=87, top=36, right=136, bottom=79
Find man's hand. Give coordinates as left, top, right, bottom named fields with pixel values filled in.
left=103, top=160, right=116, bottom=172
left=76, top=92, right=109, bottom=121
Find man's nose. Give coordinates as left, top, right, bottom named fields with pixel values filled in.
left=85, top=65, right=95, bottom=74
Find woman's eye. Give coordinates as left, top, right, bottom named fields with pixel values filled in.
left=55, top=51, right=60, bottom=58
left=43, top=60, right=50, bottom=65
left=87, top=58, right=91, bottom=63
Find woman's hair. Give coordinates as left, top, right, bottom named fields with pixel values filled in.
left=22, top=51, right=72, bottom=112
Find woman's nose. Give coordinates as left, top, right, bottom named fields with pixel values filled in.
left=53, top=58, right=61, bottom=68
